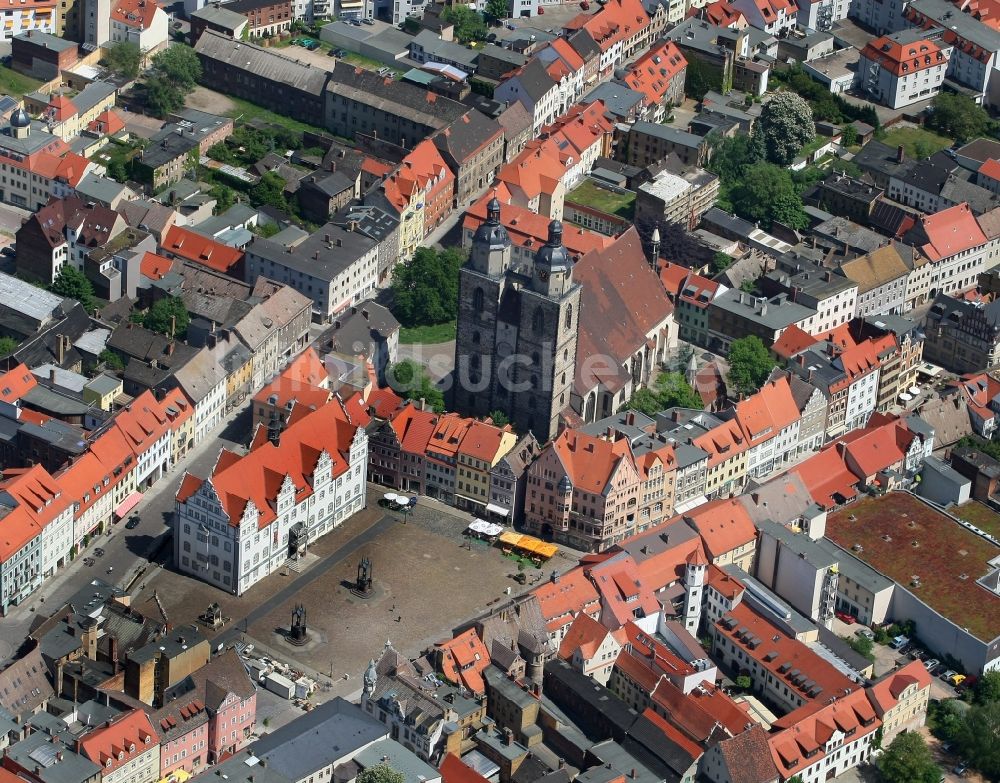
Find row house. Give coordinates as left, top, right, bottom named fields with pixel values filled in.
left=231, top=285, right=312, bottom=393
left=906, top=202, right=992, bottom=297
left=564, top=0, right=651, bottom=78
left=658, top=262, right=725, bottom=348
left=533, top=567, right=602, bottom=645
left=836, top=244, right=910, bottom=318
left=495, top=145, right=568, bottom=220
left=953, top=371, right=1000, bottom=439
left=251, top=348, right=332, bottom=440
left=370, top=140, right=454, bottom=260
left=493, top=58, right=562, bottom=136
left=536, top=101, right=615, bottom=191
left=0, top=110, right=93, bottom=212
left=0, top=465, right=73, bottom=613
left=78, top=710, right=160, bottom=783
left=620, top=40, right=688, bottom=122
left=536, top=38, right=587, bottom=110
left=432, top=110, right=505, bottom=209
left=174, top=399, right=368, bottom=595
left=857, top=33, right=950, bottom=109
left=719, top=376, right=800, bottom=480
left=924, top=293, right=1000, bottom=374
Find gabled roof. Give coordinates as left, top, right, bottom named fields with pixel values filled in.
left=866, top=659, right=931, bottom=716
left=918, top=202, right=988, bottom=261
left=713, top=726, right=779, bottom=783
left=533, top=567, right=601, bottom=633
left=162, top=225, right=243, bottom=273
left=559, top=612, right=616, bottom=661
left=111, top=0, right=161, bottom=29
left=860, top=33, right=947, bottom=77
left=552, top=428, right=633, bottom=495
left=381, top=139, right=454, bottom=213
left=683, top=498, right=756, bottom=559
left=436, top=628, right=491, bottom=695
left=622, top=41, right=687, bottom=107
left=78, top=710, right=158, bottom=773
left=837, top=245, right=910, bottom=294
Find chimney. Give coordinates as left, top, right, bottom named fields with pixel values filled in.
left=110, top=635, right=120, bottom=674
left=504, top=728, right=514, bottom=746
left=797, top=355, right=806, bottom=366
left=349, top=220, right=359, bottom=232
left=626, top=411, right=635, bottom=425
left=166, top=343, right=175, bottom=356
left=896, top=145, right=905, bottom=164
left=325, top=233, right=330, bottom=242
left=57, top=334, right=66, bottom=365
left=362, top=308, right=369, bottom=320
left=558, top=760, right=566, bottom=771
left=336, top=238, right=343, bottom=247
left=49, top=367, right=56, bottom=382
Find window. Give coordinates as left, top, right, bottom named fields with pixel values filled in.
left=473, top=287, right=484, bottom=313
left=533, top=307, right=545, bottom=334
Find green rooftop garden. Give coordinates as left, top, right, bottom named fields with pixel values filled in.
left=953, top=502, right=1000, bottom=540
left=567, top=179, right=635, bottom=219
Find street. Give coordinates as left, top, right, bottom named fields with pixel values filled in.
left=0, top=401, right=253, bottom=664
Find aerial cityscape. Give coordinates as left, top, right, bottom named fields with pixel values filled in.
left=2, top=0, right=1000, bottom=781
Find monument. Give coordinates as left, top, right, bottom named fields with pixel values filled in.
left=351, top=556, right=374, bottom=598
left=288, top=603, right=308, bottom=646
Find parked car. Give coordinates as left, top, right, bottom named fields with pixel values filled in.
left=94, top=547, right=105, bottom=557
left=306, top=41, right=319, bottom=50
left=835, top=610, right=856, bottom=625
left=362, top=17, right=374, bottom=23
left=83, top=557, right=95, bottom=566
left=125, top=515, right=140, bottom=529
left=950, top=673, right=967, bottom=686
left=924, top=659, right=940, bottom=672
left=506, top=21, right=516, bottom=28
left=953, top=762, right=969, bottom=776
left=857, top=628, right=875, bottom=641
left=940, top=669, right=957, bottom=681
left=889, top=634, right=909, bottom=649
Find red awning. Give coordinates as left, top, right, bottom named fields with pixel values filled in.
left=114, top=491, right=142, bottom=519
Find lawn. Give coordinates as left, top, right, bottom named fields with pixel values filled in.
left=399, top=321, right=456, bottom=345
left=225, top=96, right=330, bottom=137
left=826, top=493, right=1000, bottom=644
left=0, top=64, right=43, bottom=97
left=953, top=502, right=1000, bottom=539
left=567, top=180, right=636, bottom=219
left=881, top=126, right=953, bottom=160
left=90, top=139, right=143, bottom=171
left=342, top=51, right=403, bottom=75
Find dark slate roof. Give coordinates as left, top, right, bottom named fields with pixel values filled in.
left=433, top=110, right=503, bottom=164
left=568, top=29, right=601, bottom=61
left=852, top=139, right=914, bottom=180
left=511, top=57, right=558, bottom=103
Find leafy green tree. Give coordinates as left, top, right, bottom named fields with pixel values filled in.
left=489, top=409, right=510, bottom=427
left=727, top=336, right=774, bottom=398
left=841, top=124, right=859, bottom=147
left=626, top=372, right=702, bottom=415
left=151, top=44, right=202, bottom=90
left=144, top=75, right=184, bottom=118
left=711, top=252, right=732, bottom=275
left=877, top=732, right=940, bottom=783
left=739, top=279, right=756, bottom=293
left=730, top=162, right=809, bottom=230
left=51, top=266, right=95, bottom=311
left=105, top=41, right=143, bottom=79
left=387, top=360, right=445, bottom=412
left=390, top=247, right=464, bottom=327
left=757, top=92, right=815, bottom=165
left=683, top=57, right=723, bottom=100
left=210, top=183, right=236, bottom=213
left=250, top=171, right=289, bottom=212
left=441, top=6, right=487, bottom=42
left=484, top=0, right=508, bottom=22
left=357, top=765, right=404, bottom=783
left=708, top=133, right=764, bottom=184
left=99, top=349, right=124, bottom=371
left=107, top=159, right=129, bottom=183
left=143, top=296, right=190, bottom=337
left=926, top=92, right=991, bottom=142
left=0, top=336, right=17, bottom=355
left=735, top=675, right=751, bottom=690
left=974, top=670, right=1000, bottom=704
left=957, top=701, right=1000, bottom=778
left=847, top=634, right=874, bottom=662
left=928, top=699, right=965, bottom=743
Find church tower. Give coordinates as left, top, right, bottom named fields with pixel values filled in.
left=683, top=548, right=708, bottom=633
left=511, top=220, right=581, bottom=441
left=454, top=196, right=511, bottom=417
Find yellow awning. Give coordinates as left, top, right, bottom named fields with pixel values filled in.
left=498, top=531, right=523, bottom=547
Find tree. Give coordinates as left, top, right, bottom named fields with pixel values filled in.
left=441, top=6, right=487, bottom=42
left=489, top=409, right=510, bottom=427
left=387, top=360, right=445, bottom=412
left=151, top=44, right=202, bottom=91
left=876, top=732, right=941, bottom=783
left=841, top=123, right=859, bottom=148
left=626, top=372, right=702, bottom=415
left=0, top=336, right=17, bottom=356
left=711, top=252, right=732, bottom=275
left=104, top=41, right=142, bottom=79
left=210, top=183, right=236, bottom=213
left=958, top=701, right=1000, bottom=778
left=727, top=336, right=774, bottom=398
left=735, top=675, right=751, bottom=690
left=683, top=57, right=724, bottom=101
left=99, top=349, right=124, bottom=371
left=390, top=247, right=464, bottom=327
left=974, top=670, right=1000, bottom=704
left=51, top=265, right=95, bottom=311
left=143, top=296, right=190, bottom=337
left=847, top=634, right=874, bottom=662
left=926, top=92, right=991, bottom=142
left=730, top=162, right=808, bottom=230
left=144, top=75, right=184, bottom=118
left=107, top=159, right=129, bottom=183
left=358, top=765, right=404, bottom=783
left=757, top=92, right=815, bottom=165
left=484, top=0, right=508, bottom=22
left=928, top=699, right=965, bottom=743
left=250, top=171, right=289, bottom=212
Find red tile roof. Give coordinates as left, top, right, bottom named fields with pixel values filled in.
left=573, top=0, right=649, bottom=53
left=682, top=498, right=757, bottom=560
left=771, top=324, right=817, bottom=360
left=981, top=158, right=1000, bottom=183
left=559, top=612, right=614, bottom=660
left=731, top=375, right=800, bottom=446
left=179, top=400, right=360, bottom=528
left=586, top=553, right=661, bottom=627
left=47, top=94, right=76, bottom=122
left=552, top=429, right=632, bottom=494
left=533, top=566, right=601, bottom=634
left=112, top=0, right=161, bottom=29
left=436, top=628, right=491, bottom=695
left=440, top=754, right=490, bottom=783
left=789, top=447, right=859, bottom=510
left=0, top=363, right=38, bottom=403
left=139, top=251, right=176, bottom=281
left=88, top=109, right=126, bottom=136
left=497, top=145, right=567, bottom=200
left=464, top=190, right=613, bottom=257
left=78, top=710, right=159, bottom=774
left=0, top=464, right=71, bottom=561
left=866, top=659, right=931, bottom=716
left=382, top=139, right=454, bottom=213
left=860, top=35, right=947, bottom=77
left=622, top=41, right=687, bottom=108
left=919, top=202, right=988, bottom=261
left=162, top=225, right=243, bottom=273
